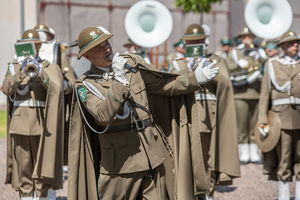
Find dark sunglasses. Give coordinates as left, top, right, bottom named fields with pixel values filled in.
left=284, top=40, right=300, bottom=46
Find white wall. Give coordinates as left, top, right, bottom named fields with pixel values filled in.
left=0, top=0, right=37, bottom=109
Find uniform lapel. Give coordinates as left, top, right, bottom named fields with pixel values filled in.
left=291, top=58, right=300, bottom=78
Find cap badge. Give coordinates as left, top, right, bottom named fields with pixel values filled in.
left=193, top=28, right=198, bottom=35
left=289, top=32, right=294, bottom=36
left=90, top=31, right=98, bottom=39
left=28, top=33, right=33, bottom=39
left=40, top=25, right=44, bottom=29
left=243, top=27, right=249, bottom=32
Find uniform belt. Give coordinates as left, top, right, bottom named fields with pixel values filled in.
left=272, top=96, right=300, bottom=106
left=195, top=92, right=217, bottom=102
left=102, top=115, right=153, bottom=133
left=230, top=75, right=248, bottom=82
left=13, top=99, right=46, bottom=108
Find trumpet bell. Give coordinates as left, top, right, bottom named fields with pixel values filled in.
left=24, top=64, right=38, bottom=78
left=125, top=0, right=173, bottom=48
left=245, top=0, right=293, bottom=39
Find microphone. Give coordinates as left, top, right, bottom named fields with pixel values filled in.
left=108, top=54, right=137, bottom=73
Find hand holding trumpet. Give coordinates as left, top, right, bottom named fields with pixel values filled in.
left=21, top=57, right=41, bottom=78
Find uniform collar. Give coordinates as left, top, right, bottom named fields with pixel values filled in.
left=284, top=54, right=299, bottom=62
left=90, top=64, right=111, bottom=74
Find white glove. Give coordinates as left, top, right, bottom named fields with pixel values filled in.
left=257, top=124, right=270, bottom=137
left=249, top=51, right=260, bottom=60
left=112, top=52, right=129, bottom=86
left=195, top=58, right=219, bottom=85
left=187, top=57, right=195, bottom=71
left=237, top=59, right=249, bottom=68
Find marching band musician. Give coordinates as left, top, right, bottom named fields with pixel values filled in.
left=257, top=31, right=300, bottom=200
left=226, top=27, right=267, bottom=164
left=262, top=39, right=280, bottom=60
left=215, top=36, right=234, bottom=59
left=2, top=29, right=64, bottom=200
left=67, top=25, right=219, bottom=200
left=34, top=23, right=76, bottom=188
left=170, top=23, right=240, bottom=200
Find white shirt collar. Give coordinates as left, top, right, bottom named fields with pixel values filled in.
left=284, top=54, right=299, bottom=62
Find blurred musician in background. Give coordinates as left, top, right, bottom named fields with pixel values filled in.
left=226, top=27, right=267, bottom=165
left=123, top=37, right=151, bottom=64
left=215, top=36, right=233, bottom=59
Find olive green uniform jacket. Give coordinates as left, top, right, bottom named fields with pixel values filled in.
left=171, top=54, right=241, bottom=185
left=3, top=60, right=64, bottom=190
left=60, top=52, right=76, bottom=165
left=68, top=54, right=210, bottom=200
left=258, top=56, right=300, bottom=180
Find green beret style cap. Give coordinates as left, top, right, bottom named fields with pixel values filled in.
left=263, top=40, right=278, bottom=49
left=220, top=37, right=232, bottom=46
left=173, top=40, right=184, bottom=48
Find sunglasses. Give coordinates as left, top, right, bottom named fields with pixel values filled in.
left=284, top=40, right=300, bottom=46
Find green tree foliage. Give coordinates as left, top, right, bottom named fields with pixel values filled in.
left=174, top=0, right=223, bottom=13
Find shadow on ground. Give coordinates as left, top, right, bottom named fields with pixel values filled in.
left=56, top=197, right=67, bottom=200
left=215, top=186, right=237, bottom=193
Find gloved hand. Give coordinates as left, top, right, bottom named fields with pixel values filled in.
left=112, top=52, right=129, bottom=86
left=257, top=124, right=270, bottom=137
left=249, top=51, right=260, bottom=60
left=195, top=58, right=219, bottom=85
left=237, top=59, right=249, bottom=68
left=187, top=57, right=195, bottom=71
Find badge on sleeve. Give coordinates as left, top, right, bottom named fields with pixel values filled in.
left=78, top=86, right=87, bottom=102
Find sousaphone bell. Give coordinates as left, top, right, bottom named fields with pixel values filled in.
left=125, top=0, right=173, bottom=48
left=244, top=0, right=293, bottom=39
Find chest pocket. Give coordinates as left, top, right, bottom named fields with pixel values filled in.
left=99, top=134, right=129, bottom=171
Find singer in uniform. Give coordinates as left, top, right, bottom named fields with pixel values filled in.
left=2, top=29, right=64, bottom=200
left=67, top=26, right=219, bottom=200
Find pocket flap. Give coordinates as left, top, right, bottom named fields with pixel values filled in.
left=131, top=81, right=145, bottom=94
left=12, top=107, right=21, bottom=116
left=100, top=135, right=127, bottom=148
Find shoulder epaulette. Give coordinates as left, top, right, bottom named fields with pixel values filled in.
left=121, top=53, right=148, bottom=68
left=268, top=56, right=280, bottom=63
left=174, top=57, right=185, bottom=61
left=76, top=71, right=91, bottom=83
left=7, top=61, right=18, bottom=65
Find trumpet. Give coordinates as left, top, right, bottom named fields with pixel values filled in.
left=246, top=41, right=254, bottom=49
left=24, top=63, right=38, bottom=78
